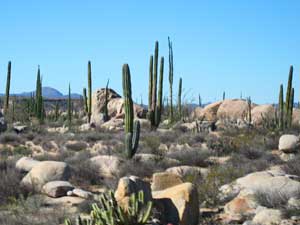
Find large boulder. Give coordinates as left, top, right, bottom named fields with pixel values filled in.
left=292, top=108, right=300, bottom=126
left=115, top=176, right=152, bottom=209
left=89, top=155, right=124, bottom=178
left=42, top=181, right=74, bottom=198
left=198, top=101, right=223, bottom=121
left=91, top=88, right=146, bottom=125
left=21, top=161, right=71, bottom=190
left=278, top=134, right=300, bottom=153
left=217, top=99, right=249, bottom=121
left=251, top=104, right=275, bottom=126
left=16, top=157, right=40, bottom=172
left=166, top=166, right=208, bottom=181
left=151, top=172, right=183, bottom=191
left=152, top=183, right=199, bottom=225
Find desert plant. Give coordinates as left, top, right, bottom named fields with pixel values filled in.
left=68, top=84, right=72, bottom=129
left=103, top=79, right=109, bottom=121
left=64, top=191, right=153, bottom=225
left=168, top=37, right=174, bottom=122
left=123, top=64, right=140, bottom=158
left=178, top=77, right=182, bottom=119
left=148, top=41, right=164, bottom=128
left=223, top=91, right=225, bottom=101
left=35, top=66, right=43, bottom=123
left=87, top=61, right=92, bottom=123
left=4, top=61, right=11, bottom=115
left=246, top=96, right=252, bottom=124
left=83, top=88, right=88, bottom=115
left=198, top=94, right=202, bottom=107
left=278, top=84, right=284, bottom=130
left=285, top=65, right=293, bottom=128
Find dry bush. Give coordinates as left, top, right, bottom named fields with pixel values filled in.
left=65, top=141, right=87, bottom=152
left=283, top=155, right=300, bottom=176
left=167, top=149, right=211, bottom=167
left=0, top=133, right=23, bottom=146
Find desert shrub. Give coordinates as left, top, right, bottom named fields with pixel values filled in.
left=283, top=155, right=300, bottom=176
left=65, top=141, right=87, bottom=152
left=141, top=134, right=161, bottom=154
left=255, top=190, right=296, bottom=209
left=206, top=134, right=236, bottom=155
left=0, top=133, right=22, bottom=145
left=0, top=159, right=27, bottom=206
left=13, top=146, right=32, bottom=156
left=167, top=149, right=211, bottom=167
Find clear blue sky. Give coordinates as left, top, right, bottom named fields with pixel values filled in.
left=0, top=0, right=300, bottom=104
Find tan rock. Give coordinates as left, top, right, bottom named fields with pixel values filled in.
left=251, top=104, right=275, bottom=126
left=217, top=99, right=249, bottom=121
left=42, top=181, right=74, bottom=198
left=89, top=155, right=124, bottom=178
left=253, top=208, right=283, bottom=225
left=16, top=157, right=40, bottom=172
left=152, top=182, right=199, bottom=225
left=21, top=161, right=71, bottom=191
left=151, top=172, right=183, bottom=191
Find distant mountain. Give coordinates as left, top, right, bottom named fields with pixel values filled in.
left=17, top=87, right=82, bottom=99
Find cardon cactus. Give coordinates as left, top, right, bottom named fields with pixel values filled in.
left=87, top=61, right=92, bottom=123
left=4, top=61, right=11, bottom=114
left=122, top=64, right=140, bottom=159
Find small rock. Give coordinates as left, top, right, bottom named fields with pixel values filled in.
left=42, top=181, right=74, bottom=198
left=89, top=155, right=124, bottom=178
left=252, top=208, right=283, bottom=225
left=72, top=188, right=93, bottom=199
left=279, top=134, right=300, bottom=153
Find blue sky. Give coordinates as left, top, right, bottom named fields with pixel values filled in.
left=0, top=0, right=300, bottom=104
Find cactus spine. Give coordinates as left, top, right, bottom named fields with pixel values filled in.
left=168, top=37, right=174, bottom=122
left=87, top=61, right=92, bottom=123
left=123, top=64, right=140, bottom=158
left=178, top=77, right=182, bottom=119
left=278, top=84, right=284, bottom=130
left=4, top=61, right=11, bottom=114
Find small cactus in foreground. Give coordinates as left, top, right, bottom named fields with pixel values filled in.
left=64, top=190, right=152, bottom=225
left=123, top=64, right=140, bottom=158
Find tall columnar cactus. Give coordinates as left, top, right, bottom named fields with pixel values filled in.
left=289, top=87, right=294, bottom=128
left=55, top=101, right=60, bottom=121
left=4, top=61, right=11, bottom=114
left=148, top=42, right=164, bottom=128
left=148, top=55, right=153, bottom=113
left=278, top=84, right=284, bottom=130
left=68, top=84, right=72, bottom=128
left=35, top=66, right=43, bottom=123
left=123, top=64, right=140, bottom=159
left=223, top=91, right=225, bottom=101
left=155, top=57, right=164, bottom=126
left=199, top=94, right=202, bottom=107
left=87, top=61, right=92, bottom=123
left=247, top=97, right=252, bottom=124
left=168, top=37, right=174, bottom=122
left=178, top=77, right=182, bottom=119
left=83, top=88, right=88, bottom=115
left=285, top=65, right=293, bottom=128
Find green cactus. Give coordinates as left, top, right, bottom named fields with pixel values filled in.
left=4, top=61, right=11, bottom=114
left=68, top=84, right=72, bottom=128
left=148, top=55, right=153, bottom=114
left=278, top=84, right=284, bottom=130
left=55, top=101, right=60, bottom=121
left=35, top=66, right=43, bottom=123
left=87, top=61, right=92, bottom=123
left=154, top=57, right=164, bottom=127
left=285, top=65, right=293, bottom=128
left=123, top=64, right=140, bottom=159
left=178, top=77, right=182, bottom=119
left=83, top=88, right=88, bottom=115
left=148, top=42, right=164, bottom=128
left=168, top=37, right=174, bottom=122
left=289, top=87, right=294, bottom=128
left=65, top=190, right=152, bottom=225
left=247, top=97, right=252, bottom=124
left=199, top=94, right=202, bottom=107
left=223, top=91, right=225, bottom=101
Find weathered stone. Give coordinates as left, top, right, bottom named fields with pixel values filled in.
left=21, top=161, right=71, bottom=190
left=16, top=157, right=40, bottom=172
left=279, top=134, right=299, bottom=153
left=252, top=208, right=283, bottom=225
left=151, top=172, right=183, bottom=191
left=89, top=155, right=124, bottom=178
left=251, top=104, right=275, bottom=126
left=42, top=181, right=74, bottom=198
left=152, top=183, right=199, bottom=225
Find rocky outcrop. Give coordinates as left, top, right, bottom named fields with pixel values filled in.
left=16, top=157, right=40, bottom=172
left=151, top=172, right=183, bottom=191
left=42, top=181, right=74, bottom=198
left=89, top=155, right=124, bottom=178
left=91, top=88, right=146, bottom=125
left=278, top=134, right=300, bottom=153
left=251, top=104, right=275, bottom=126
left=217, top=99, right=249, bottom=121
